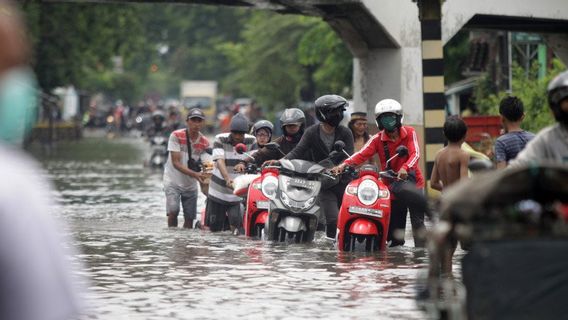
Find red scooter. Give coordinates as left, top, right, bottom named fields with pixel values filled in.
left=336, top=146, right=408, bottom=252
left=233, top=143, right=280, bottom=239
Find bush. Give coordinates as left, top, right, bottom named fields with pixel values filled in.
left=474, top=58, right=566, bottom=133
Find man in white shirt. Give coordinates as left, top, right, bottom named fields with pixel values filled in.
left=163, top=108, right=211, bottom=228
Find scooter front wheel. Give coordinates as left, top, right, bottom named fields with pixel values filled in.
left=349, top=234, right=379, bottom=252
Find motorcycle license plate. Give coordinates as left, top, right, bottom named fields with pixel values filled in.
left=256, top=200, right=270, bottom=209
left=289, top=178, right=310, bottom=188
left=348, top=206, right=383, bottom=218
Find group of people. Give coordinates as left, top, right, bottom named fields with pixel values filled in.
left=163, top=68, right=568, bottom=252
left=163, top=94, right=429, bottom=247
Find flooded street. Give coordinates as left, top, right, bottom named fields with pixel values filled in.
left=37, top=136, right=432, bottom=320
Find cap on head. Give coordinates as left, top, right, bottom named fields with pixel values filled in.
left=230, top=113, right=249, bottom=133
left=350, top=112, right=367, bottom=121
left=186, top=107, right=205, bottom=120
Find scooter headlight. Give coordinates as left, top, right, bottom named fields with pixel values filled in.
left=357, top=179, right=379, bottom=206
left=261, top=175, right=278, bottom=200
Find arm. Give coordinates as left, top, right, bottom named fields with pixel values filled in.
left=216, top=158, right=233, bottom=186
left=401, top=128, right=420, bottom=172
left=344, top=134, right=379, bottom=167
left=430, top=155, right=443, bottom=191
left=494, top=139, right=507, bottom=169
left=251, top=147, right=278, bottom=166
left=284, top=128, right=312, bottom=160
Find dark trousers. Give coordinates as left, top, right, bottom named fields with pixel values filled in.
left=387, top=183, right=427, bottom=247
left=318, top=182, right=346, bottom=238
left=205, top=198, right=241, bottom=232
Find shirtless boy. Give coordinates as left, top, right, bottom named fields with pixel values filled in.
left=430, top=115, right=469, bottom=275
left=431, top=116, right=469, bottom=192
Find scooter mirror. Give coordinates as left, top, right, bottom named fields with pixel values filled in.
left=333, top=140, right=346, bottom=152
left=264, top=142, right=281, bottom=150
left=395, top=145, right=408, bottom=157
left=235, top=143, right=247, bottom=154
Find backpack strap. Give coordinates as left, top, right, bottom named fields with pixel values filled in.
left=186, top=129, right=192, bottom=157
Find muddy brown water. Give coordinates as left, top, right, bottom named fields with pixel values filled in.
left=36, top=136, right=452, bottom=320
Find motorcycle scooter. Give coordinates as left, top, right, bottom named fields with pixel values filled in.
left=232, top=143, right=284, bottom=238
left=149, top=134, right=168, bottom=168
left=336, top=145, right=409, bottom=252
left=263, top=141, right=347, bottom=243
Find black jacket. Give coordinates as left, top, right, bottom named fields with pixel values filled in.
left=284, top=124, right=354, bottom=163
left=251, top=135, right=299, bottom=166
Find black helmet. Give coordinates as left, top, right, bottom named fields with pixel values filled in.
left=252, top=120, right=274, bottom=137
left=314, top=94, right=348, bottom=125
left=547, top=70, right=568, bottom=124
left=280, top=108, right=306, bottom=128
left=230, top=113, right=249, bottom=133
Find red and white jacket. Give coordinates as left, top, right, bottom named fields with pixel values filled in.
left=344, top=126, right=424, bottom=188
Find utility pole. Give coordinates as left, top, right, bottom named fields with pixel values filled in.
left=414, top=0, right=445, bottom=191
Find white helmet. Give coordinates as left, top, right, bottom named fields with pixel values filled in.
left=374, top=99, right=403, bottom=129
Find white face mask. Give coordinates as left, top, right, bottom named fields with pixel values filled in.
left=0, top=67, right=38, bottom=145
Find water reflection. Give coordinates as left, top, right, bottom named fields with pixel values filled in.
left=38, top=138, right=430, bottom=319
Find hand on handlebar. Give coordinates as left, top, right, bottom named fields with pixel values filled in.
left=263, top=160, right=280, bottom=167
left=397, top=168, right=408, bottom=180
left=234, top=162, right=246, bottom=173
left=330, top=163, right=346, bottom=176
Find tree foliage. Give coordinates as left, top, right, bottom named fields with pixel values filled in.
left=474, top=58, right=566, bottom=133
left=221, top=12, right=352, bottom=110
left=20, top=2, right=352, bottom=107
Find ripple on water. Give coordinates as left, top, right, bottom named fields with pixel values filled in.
left=40, top=138, right=430, bottom=320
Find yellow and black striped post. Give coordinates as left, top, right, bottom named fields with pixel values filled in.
left=417, top=0, right=445, bottom=191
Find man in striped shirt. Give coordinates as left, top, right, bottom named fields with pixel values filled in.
left=494, top=96, right=535, bottom=169
left=206, top=113, right=256, bottom=233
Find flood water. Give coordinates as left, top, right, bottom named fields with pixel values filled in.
left=37, top=136, right=436, bottom=320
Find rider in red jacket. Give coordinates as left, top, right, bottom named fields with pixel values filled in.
left=333, top=99, right=426, bottom=247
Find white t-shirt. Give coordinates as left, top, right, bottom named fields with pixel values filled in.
left=163, top=129, right=211, bottom=190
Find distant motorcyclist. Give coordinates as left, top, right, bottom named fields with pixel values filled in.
left=147, top=110, right=168, bottom=138
left=284, top=95, right=354, bottom=239
left=509, top=70, right=568, bottom=167
left=237, top=108, right=306, bottom=168
left=332, top=98, right=426, bottom=247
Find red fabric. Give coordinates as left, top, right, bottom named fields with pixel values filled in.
left=172, top=129, right=210, bottom=153
left=344, top=126, right=424, bottom=188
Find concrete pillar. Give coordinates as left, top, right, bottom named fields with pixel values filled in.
left=417, top=0, right=446, bottom=190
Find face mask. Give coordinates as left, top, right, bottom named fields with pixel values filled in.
left=0, top=68, right=38, bottom=145
left=324, top=111, right=344, bottom=127
left=380, top=114, right=398, bottom=132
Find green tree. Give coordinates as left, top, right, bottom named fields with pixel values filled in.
left=475, top=58, right=566, bottom=133
left=221, top=12, right=352, bottom=110
left=444, top=30, right=469, bottom=84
